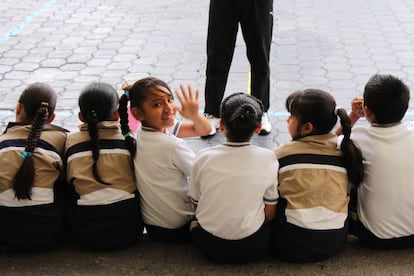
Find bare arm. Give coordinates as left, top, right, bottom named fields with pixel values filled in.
left=175, top=84, right=211, bottom=138
left=264, top=204, right=277, bottom=221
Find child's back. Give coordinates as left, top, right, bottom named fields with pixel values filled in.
left=191, top=142, right=277, bottom=240
left=272, top=89, right=363, bottom=262
left=0, top=83, right=67, bottom=251
left=190, top=93, right=279, bottom=264
left=352, top=122, right=414, bottom=239
left=349, top=74, right=414, bottom=248
left=135, top=125, right=194, bottom=229
left=65, top=82, right=143, bottom=250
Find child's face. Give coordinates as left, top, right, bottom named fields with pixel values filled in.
left=137, top=85, right=177, bottom=132
left=287, top=114, right=300, bottom=138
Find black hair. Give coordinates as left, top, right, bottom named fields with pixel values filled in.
left=286, top=89, right=337, bottom=138
left=364, top=74, right=410, bottom=124
left=13, top=82, right=57, bottom=200
left=18, top=82, right=56, bottom=121
left=79, top=82, right=119, bottom=185
left=118, top=77, right=172, bottom=157
left=220, top=92, right=263, bottom=142
left=286, top=89, right=364, bottom=187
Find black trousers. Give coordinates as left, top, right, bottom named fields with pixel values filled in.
left=70, top=197, right=144, bottom=250
left=204, top=0, right=273, bottom=117
left=1, top=203, right=64, bottom=252
left=271, top=200, right=347, bottom=263
left=145, top=221, right=192, bottom=243
left=191, top=222, right=271, bottom=264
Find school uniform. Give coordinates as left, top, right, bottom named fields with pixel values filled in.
left=272, top=133, right=349, bottom=262
left=349, top=122, right=414, bottom=249
left=189, top=142, right=279, bottom=263
left=134, top=121, right=195, bottom=243
left=0, top=122, right=67, bottom=251
left=65, top=121, right=143, bottom=249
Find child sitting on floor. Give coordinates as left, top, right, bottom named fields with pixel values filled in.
left=189, top=92, right=279, bottom=264
left=272, top=89, right=363, bottom=262
left=0, top=82, right=68, bottom=251
left=118, top=77, right=211, bottom=243
left=65, top=82, right=143, bottom=249
left=345, top=74, right=414, bottom=249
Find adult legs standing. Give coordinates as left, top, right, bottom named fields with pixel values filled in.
left=204, top=0, right=239, bottom=118
left=204, top=0, right=274, bottom=135
left=239, top=0, right=273, bottom=112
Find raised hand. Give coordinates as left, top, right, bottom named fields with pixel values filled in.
left=175, top=84, right=200, bottom=120
left=350, top=96, right=364, bottom=119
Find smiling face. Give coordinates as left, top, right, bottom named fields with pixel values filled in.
left=133, top=85, right=176, bottom=132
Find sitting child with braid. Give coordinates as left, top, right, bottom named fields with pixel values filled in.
left=271, top=89, right=364, bottom=262
left=65, top=82, right=143, bottom=250
left=0, top=82, right=68, bottom=252
left=118, top=77, right=211, bottom=243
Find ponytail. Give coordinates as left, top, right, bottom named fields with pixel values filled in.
left=336, top=107, right=364, bottom=188
left=86, top=110, right=109, bottom=185
left=13, top=103, right=49, bottom=200
left=119, top=83, right=137, bottom=157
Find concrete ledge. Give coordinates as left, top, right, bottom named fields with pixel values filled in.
left=2, top=236, right=414, bottom=275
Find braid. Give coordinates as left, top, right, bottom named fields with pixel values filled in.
left=337, top=107, right=364, bottom=187
left=87, top=110, right=109, bottom=185
left=119, top=93, right=136, bottom=157
left=13, top=103, right=49, bottom=200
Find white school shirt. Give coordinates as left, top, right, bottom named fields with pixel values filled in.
left=189, top=142, right=279, bottom=240
left=351, top=121, right=414, bottom=239
left=134, top=121, right=195, bottom=229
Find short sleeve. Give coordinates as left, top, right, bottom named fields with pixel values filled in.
left=167, top=120, right=182, bottom=137
left=263, top=154, right=279, bottom=205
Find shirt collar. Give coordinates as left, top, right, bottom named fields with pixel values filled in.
left=223, top=141, right=251, bottom=147
left=371, top=122, right=401, bottom=128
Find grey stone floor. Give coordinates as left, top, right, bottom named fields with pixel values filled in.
left=2, top=0, right=414, bottom=148
left=2, top=236, right=414, bottom=275
left=2, top=0, right=414, bottom=274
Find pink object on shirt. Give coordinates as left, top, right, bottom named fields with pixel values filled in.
left=128, top=106, right=140, bottom=133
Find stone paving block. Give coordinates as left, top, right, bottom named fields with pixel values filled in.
left=1, top=0, right=414, bottom=136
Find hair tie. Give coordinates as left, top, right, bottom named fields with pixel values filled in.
left=124, top=90, right=130, bottom=100
left=335, top=106, right=341, bottom=115
left=21, top=151, right=33, bottom=160
left=124, top=132, right=134, bottom=138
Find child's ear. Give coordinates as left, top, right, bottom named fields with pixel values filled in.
left=15, top=103, right=22, bottom=120
left=254, top=122, right=262, bottom=134
left=78, top=112, right=86, bottom=122
left=113, top=111, right=120, bottom=121
left=364, top=106, right=375, bottom=123
left=219, top=119, right=225, bottom=131
left=130, top=107, right=144, bottom=121
left=301, top=122, right=314, bottom=135
left=16, top=103, right=22, bottom=115
left=48, top=113, right=56, bottom=123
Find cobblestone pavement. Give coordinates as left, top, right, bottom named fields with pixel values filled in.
left=1, top=0, right=414, bottom=149
left=1, top=0, right=414, bottom=274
